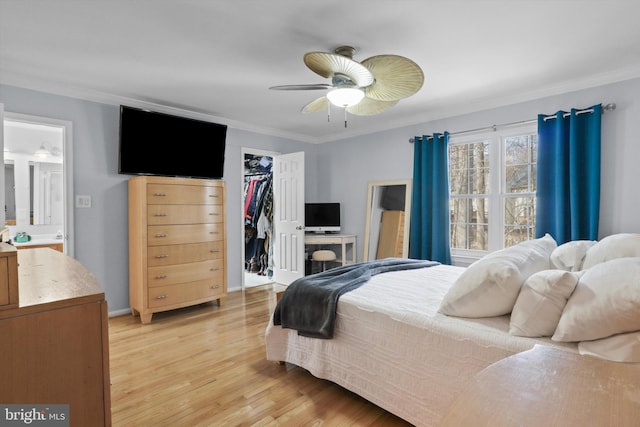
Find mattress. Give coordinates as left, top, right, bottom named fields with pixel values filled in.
left=265, top=264, right=578, bottom=427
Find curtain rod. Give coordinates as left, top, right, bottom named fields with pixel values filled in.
left=409, top=103, right=616, bottom=143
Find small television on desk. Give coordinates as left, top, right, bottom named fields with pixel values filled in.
left=305, top=203, right=340, bottom=233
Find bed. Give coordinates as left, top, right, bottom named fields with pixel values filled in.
left=265, top=233, right=640, bottom=426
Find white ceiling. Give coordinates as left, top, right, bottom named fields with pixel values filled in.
left=2, top=1, right=640, bottom=144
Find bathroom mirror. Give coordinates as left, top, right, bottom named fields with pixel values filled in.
left=31, top=161, right=64, bottom=225
left=363, top=179, right=412, bottom=261
left=3, top=158, right=62, bottom=227
left=4, top=161, right=16, bottom=225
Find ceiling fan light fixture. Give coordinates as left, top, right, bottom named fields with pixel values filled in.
left=326, top=87, right=364, bottom=108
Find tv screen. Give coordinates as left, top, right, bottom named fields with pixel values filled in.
left=118, top=105, right=227, bottom=179
left=305, top=203, right=341, bottom=233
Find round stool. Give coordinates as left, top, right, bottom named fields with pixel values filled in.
left=312, top=249, right=337, bottom=272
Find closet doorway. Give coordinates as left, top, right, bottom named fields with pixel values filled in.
left=241, top=148, right=278, bottom=290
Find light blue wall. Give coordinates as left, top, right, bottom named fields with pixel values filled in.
left=0, top=84, right=315, bottom=313
left=2, top=77, right=640, bottom=313
left=318, top=78, right=640, bottom=259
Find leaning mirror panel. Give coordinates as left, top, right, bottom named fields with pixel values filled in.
left=363, top=179, right=412, bottom=261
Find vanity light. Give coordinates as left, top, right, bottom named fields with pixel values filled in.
left=34, top=143, right=51, bottom=159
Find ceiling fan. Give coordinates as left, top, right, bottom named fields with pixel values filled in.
left=269, top=45, right=424, bottom=126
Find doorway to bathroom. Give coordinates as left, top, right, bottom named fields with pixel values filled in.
left=2, top=112, right=74, bottom=255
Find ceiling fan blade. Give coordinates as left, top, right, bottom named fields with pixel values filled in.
left=360, top=55, right=424, bottom=101
left=304, top=52, right=374, bottom=87
left=346, top=97, right=398, bottom=116
left=269, top=84, right=332, bottom=91
left=301, top=96, right=329, bottom=113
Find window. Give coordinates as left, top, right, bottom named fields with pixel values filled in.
left=449, top=124, right=537, bottom=258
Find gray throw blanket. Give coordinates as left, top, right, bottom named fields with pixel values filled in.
left=272, top=258, right=439, bottom=339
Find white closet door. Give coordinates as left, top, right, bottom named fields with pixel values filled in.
left=272, top=151, right=305, bottom=285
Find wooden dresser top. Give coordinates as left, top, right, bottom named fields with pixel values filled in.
left=14, top=248, right=104, bottom=313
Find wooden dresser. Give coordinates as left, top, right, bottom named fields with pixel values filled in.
left=0, top=246, right=111, bottom=426
left=128, top=176, right=227, bottom=324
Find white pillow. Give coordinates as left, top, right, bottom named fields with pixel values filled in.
left=550, top=240, right=596, bottom=271
left=552, top=257, right=640, bottom=342
left=578, top=332, right=640, bottom=363
left=582, top=233, right=640, bottom=270
left=509, top=270, right=579, bottom=337
left=439, top=234, right=557, bottom=318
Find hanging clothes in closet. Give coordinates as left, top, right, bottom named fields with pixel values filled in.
left=244, top=155, right=273, bottom=277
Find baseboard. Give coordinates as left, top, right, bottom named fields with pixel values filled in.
left=108, top=308, right=131, bottom=318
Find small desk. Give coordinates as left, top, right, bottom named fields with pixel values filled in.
left=440, top=345, right=640, bottom=427
left=304, top=233, right=356, bottom=266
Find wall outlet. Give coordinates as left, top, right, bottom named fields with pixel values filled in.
left=76, top=195, right=92, bottom=208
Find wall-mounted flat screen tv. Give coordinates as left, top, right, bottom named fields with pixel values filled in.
left=118, top=105, right=227, bottom=179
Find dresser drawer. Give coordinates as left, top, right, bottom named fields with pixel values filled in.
left=147, top=241, right=224, bottom=267
left=148, top=259, right=223, bottom=287
left=147, top=184, right=223, bottom=205
left=148, top=279, right=225, bottom=308
left=147, top=204, right=223, bottom=225
left=147, top=224, right=224, bottom=246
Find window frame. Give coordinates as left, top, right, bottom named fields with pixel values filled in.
left=448, top=122, right=537, bottom=265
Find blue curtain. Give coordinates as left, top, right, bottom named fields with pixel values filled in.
left=535, top=104, right=602, bottom=244
left=409, top=132, right=451, bottom=264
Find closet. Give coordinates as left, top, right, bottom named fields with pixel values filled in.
left=243, top=154, right=273, bottom=286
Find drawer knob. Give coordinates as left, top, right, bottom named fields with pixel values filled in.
left=211, top=284, right=220, bottom=289
left=155, top=294, right=167, bottom=299
left=208, top=194, right=219, bottom=198
left=209, top=249, right=220, bottom=253
left=209, top=231, right=219, bottom=235
left=153, top=213, right=168, bottom=217
left=210, top=267, right=220, bottom=271
left=153, top=193, right=167, bottom=197
left=155, top=233, right=168, bottom=238
left=208, top=212, right=220, bottom=216
left=155, top=274, right=167, bottom=279
left=155, top=254, right=169, bottom=259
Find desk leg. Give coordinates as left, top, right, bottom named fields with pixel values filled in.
left=349, top=241, right=356, bottom=263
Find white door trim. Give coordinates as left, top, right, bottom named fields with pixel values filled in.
left=3, top=111, right=74, bottom=256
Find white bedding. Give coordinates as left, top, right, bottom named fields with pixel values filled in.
left=265, top=264, right=578, bottom=427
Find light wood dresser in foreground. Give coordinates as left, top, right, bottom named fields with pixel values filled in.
left=128, top=176, right=227, bottom=324
left=0, top=245, right=111, bottom=427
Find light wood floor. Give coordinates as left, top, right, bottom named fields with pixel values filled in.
left=109, top=285, right=411, bottom=426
